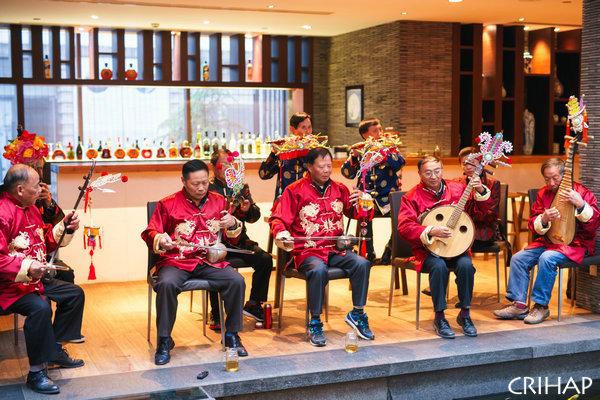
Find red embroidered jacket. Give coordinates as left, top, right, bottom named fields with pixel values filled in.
left=526, top=182, right=599, bottom=263
left=0, top=192, right=66, bottom=310
left=269, top=175, right=359, bottom=268
left=397, top=180, right=493, bottom=272
left=141, top=189, right=242, bottom=272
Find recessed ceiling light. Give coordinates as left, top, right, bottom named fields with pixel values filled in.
left=401, top=11, right=407, bottom=15
left=449, top=0, right=463, bottom=3
left=524, top=26, right=530, bottom=31
left=203, top=20, right=210, bottom=24
left=268, top=4, right=274, bottom=8
left=301, top=25, right=311, bottom=30
left=519, top=17, right=525, bottom=22
left=91, top=15, right=99, bottom=19
left=33, top=17, right=41, bottom=21
left=78, top=27, right=86, bottom=32
left=554, top=27, right=561, bottom=32
left=151, top=22, right=159, bottom=28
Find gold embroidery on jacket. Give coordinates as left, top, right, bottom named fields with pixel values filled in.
left=299, top=202, right=321, bottom=237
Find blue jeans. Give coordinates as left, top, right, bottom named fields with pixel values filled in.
left=506, top=247, right=568, bottom=306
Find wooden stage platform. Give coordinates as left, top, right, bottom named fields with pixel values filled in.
left=2, top=255, right=600, bottom=399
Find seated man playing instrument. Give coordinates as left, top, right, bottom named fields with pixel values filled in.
left=397, top=156, right=492, bottom=339
left=269, top=147, right=374, bottom=346
left=0, top=164, right=85, bottom=395
left=494, top=158, right=599, bottom=324
left=141, top=160, right=247, bottom=365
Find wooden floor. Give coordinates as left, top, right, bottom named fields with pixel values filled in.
left=1, top=254, right=598, bottom=386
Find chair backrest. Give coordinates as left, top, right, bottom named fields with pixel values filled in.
left=389, top=191, right=413, bottom=259
left=147, top=201, right=159, bottom=276
left=528, top=188, right=540, bottom=241
left=498, top=183, right=508, bottom=234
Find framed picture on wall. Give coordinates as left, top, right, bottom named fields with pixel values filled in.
left=345, top=85, right=363, bottom=127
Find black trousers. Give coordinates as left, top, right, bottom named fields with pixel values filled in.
left=155, top=264, right=245, bottom=336
left=210, top=242, right=273, bottom=318
left=298, top=251, right=371, bottom=316
left=424, top=253, right=475, bottom=312
left=6, top=279, right=85, bottom=365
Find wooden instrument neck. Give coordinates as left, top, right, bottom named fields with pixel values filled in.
left=447, top=182, right=475, bottom=228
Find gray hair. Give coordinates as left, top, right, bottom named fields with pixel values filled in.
left=2, top=164, right=33, bottom=192
left=541, top=158, right=565, bottom=176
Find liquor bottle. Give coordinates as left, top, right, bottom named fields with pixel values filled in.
left=203, top=60, right=209, bottom=81
left=76, top=139, right=83, bottom=160
left=52, top=142, right=66, bottom=160
left=202, top=131, right=211, bottom=158
left=125, top=63, right=137, bottom=80
left=127, top=138, right=140, bottom=159
left=246, top=132, right=253, bottom=155
left=168, top=138, right=178, bottom=158
left=156, top=141, right=166, bottom=158
left=44, top=55, right=51, bottom=79
left=193, top=133, right=202, bottom=158
left=238, top=132, right=245, bottom=155
left=221, top=132, right=227, bottom=150
left=180, top=140, right=193, bottom=158
left=66, top=142, right=75, bottom=160
left=114, top=138, right=126, bottom=159
left=228, top=132, right=237, bottom=153
left=101, top=63, right=113, bottom=80
left=102, top=137, right=113, bottom=159
left=86, top=139, right=98, bottom=159
left=247, top=59, right=253, bottom=81
left=141, top=139, right=153, bottom=159
left=255, top=133, right=263, bottom=156
left=211, top=131, right=219, bottom=153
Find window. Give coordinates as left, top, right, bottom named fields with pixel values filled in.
left=0, top=26, right=11, bottom=78
left=0, top=85, right=18, bottom=177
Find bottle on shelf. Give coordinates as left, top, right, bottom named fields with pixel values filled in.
left=238, top=132, right=245, bottom=155
left=180, top=140, right=193, bottom=158
left=202, top=131, right=211, bottom=158
left=86, top=139, right=98, bottom=159
left=101, top=63, right=113, bottom=80
left=193, top=132, right=202, bottom=158
left=228, top=131, right=237, bottom=152
left=44, top=55, right=51, bottom=79
left=66, top=142, right=75, bottom=160
left=168, top=138, right=178, bottom=158
left=102, top=137, right=113, bottom=159
left=125, top=63, right=138, bottom=80
left=255, top=133, right=262, bottom=156
left=114, top=138, right=126, bottom=159
left=211, top=131, right=219, bottom=153
left=76, top=138, right=83, bottom=160
left=221, top=132, right=227, bottom=150
left=141, top=138, right=153, bottom=159
left=156, top=141, right=167, bottom=158
left=433, top=145, right=441, bottom=158
left=52, top=142, right=66, bottom=160
left=203, top=60, right=209, bottom=81
left=245, top=132, right=252, bottom=155
left=127, top=138, right=140, bottom=159
left=247, top=59, right=253, bottom=81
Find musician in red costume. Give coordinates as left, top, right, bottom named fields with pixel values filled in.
left=397, top=156, right=492, bottom=339
left=141, top=160, right=247, bottom=365
left=0, top=164, right=85, bottom=394
left=269, top=147, right=374, bottom=347
left=494, top=158, right=599, bottom=324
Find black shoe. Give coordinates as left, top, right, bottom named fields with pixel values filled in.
left=433, top=318, right=455, bottom=339
left=154, top=337, right=175, bottom=365
left=224, top=333, right=248, bottom=357
left=49, top=348, right=84, bottom=368
left=243, top=302, right=264, bottom=322
left=422, top=287, right=432, bottom=296
left=456, top=315, right=478, bottom=337
left=27, top=370, right=60, bottom=394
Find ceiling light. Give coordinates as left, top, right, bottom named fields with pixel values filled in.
left=33, top=17, right=41, bottom=21
left=78, top=27, right=86, bottom=32
left=401, top=11, right=407, bottom=15
left=151, top=22, right=159, bottom=28
left=519, top=17, right=525, bottom=22
left=91, top=15, right=99, bottom=19
left=554, top=27, right=560, bottom=32
left=524, top=26, right=530, bottom=30
left=268, top=4, right=274, bottom=8
left=301, top=25, right=311, bottom=30
left=203, top=20, right=210, bottom=24
left=449, top=0, right=463, bottom=2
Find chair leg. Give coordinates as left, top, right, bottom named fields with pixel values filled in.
left=388, top=265, right=396, bottom=316
left=219, top=293, right=225, bottom=351
left=278, top=276, right=286, bottom=329
left=495, top=252, right=500, bottom=303
left=305, top=284, right=309, bottom=339
left=558, top=268, right=563, bottom=322
left=202, top=290, right=207, bottom=337
left=400, top=268, right=408, bottom=295
left=324, top=284, right=329, bottom=323
left=147, top=285, right=152, bottom=343
left=571, top=269, right=576, bottom=308
left=13, top=313, right=18, bottom=345
left=416, top=272, right=421, bottom=330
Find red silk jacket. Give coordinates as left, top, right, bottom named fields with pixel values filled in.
left=526, top=182, right=599, bottom=263
left=269, top=175, right=359, bottom=268
left=0, top=192, right=60, bottom=310
left=141, top=189, right=242, bottom=272
left=397, top=180, right=493, bottom=272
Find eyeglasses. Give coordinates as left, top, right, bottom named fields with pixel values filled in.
left=421, top=168, right=442, bottom=178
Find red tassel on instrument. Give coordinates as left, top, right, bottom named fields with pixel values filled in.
left=564, top=120, right=570, bottom=150
left=360, top=238, right=367, bottom=258
left=88, top=261, right=96, bottom=280
left=583, top=111, right=588, bottom=143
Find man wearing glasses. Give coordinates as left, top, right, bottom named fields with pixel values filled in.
left=397, top=156, right=492, bottom=339
left=494, top=158, right=599, bottom=324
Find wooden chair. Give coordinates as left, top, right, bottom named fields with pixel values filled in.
left=277, top=257, right=349, bottom=336
left=146, top=201, right=225, bottom=350
left=471, top=183, right=509, bottom=302
left=0, top=309, right=18, bottom=345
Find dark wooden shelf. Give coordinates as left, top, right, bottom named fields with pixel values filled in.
left=525, top=73, right=551, bottom=77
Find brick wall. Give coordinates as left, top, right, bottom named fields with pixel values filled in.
left=312, top=20, right=454, bottom=156
left=576, top=0, right=600, bottom=314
